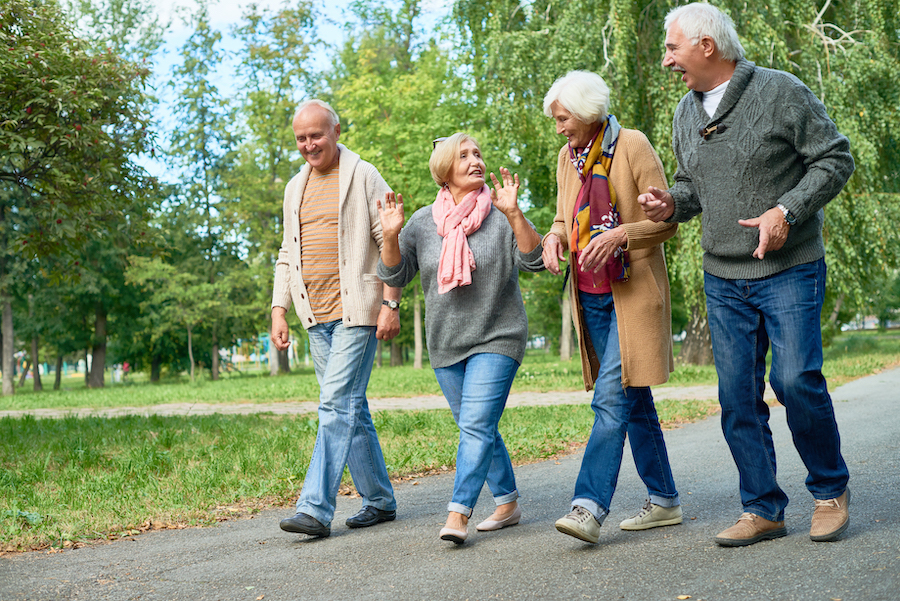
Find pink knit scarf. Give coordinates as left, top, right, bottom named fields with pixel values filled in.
left=432, top=184, right=492, bottom=294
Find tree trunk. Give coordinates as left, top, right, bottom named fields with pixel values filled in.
left=88, top=303, right=107, bottom=388
left=413, top=282, right=423, bottom=369
left=151, top=353, right=162, bottom=382
left=390, top=340, right=403, bottom=367
left=187, top=326, right=195, bottom=383
left=29, top=295, right=42, bottom=391
left=560, top=282, right=573, bottom=362
left=54, top=355, right=63, bottom=390
left=278, top=348, right=290, bottom=373
left=678, top=306, right=714, bottom=366
left=1, top=300, right=13, bottom=396
left=17, top=362, right=29, bottom=388
left=210, top=332, right=219, bottom=381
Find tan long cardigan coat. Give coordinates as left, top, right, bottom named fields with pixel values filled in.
left=547, top=129, right=677, bottom=390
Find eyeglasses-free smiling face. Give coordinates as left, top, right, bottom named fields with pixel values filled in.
left=445, top=139, right=486, bottom=196
left=549, top=101, right=597, bottom=149
left=293, top=106, right=341, bottom=173
left=663, top=21, right=716, bottom=92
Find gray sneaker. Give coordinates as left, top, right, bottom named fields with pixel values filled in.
left=555, top=506, right=601, bottom=543
left=619, top=500, right=683, bottom=531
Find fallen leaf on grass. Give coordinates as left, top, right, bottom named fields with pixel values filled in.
left=677, top=596, right=691, bottom=600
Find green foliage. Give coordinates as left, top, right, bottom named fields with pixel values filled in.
left=0, top=0, right=153, bottom=257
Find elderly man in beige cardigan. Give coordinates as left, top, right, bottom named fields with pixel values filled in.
left=271, top=99, right=401, bottom=539
left=541, top=71, right=682, bottom=545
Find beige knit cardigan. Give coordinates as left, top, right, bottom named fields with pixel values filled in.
left=272, top=145, right=392, bottom=330
left=547, top=129, right=677, bottom=390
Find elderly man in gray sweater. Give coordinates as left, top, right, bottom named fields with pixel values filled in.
left=639, top=3, right=854, bottom=547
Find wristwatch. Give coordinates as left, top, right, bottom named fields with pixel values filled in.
left=382, top=299, right=399, bottom=310
left=776, top=203, right=797, bottom=226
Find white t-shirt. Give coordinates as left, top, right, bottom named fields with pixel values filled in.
left=702, top=80, right=730, bottom=118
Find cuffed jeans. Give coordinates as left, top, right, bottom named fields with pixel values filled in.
left=295, top=320, right=396, bottom=526
left=434, top=353, right=520, bottom=517
left=572, top=292, right=679, bottom=524
left=705, top=258, right=849, bottom=522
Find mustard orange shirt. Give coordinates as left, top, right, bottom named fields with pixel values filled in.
left=299, top=165, right=342, bottom=322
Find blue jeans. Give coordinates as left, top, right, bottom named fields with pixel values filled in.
left=572, top=292, right=679, bottom=523
left=434, top=353, right=520, bottom=517
left=705, top=258, right=849, bottom=522
left=295, top=320, right=395, bottom=526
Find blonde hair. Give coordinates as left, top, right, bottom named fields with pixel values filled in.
left=428, top=132, right=480, bottom=188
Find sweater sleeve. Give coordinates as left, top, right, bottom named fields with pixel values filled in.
left=773, top=80, right=854, bottom=224
left=364, top=162, right=393, bottom=251
left=619, top=131, right=678, bottom=250
left=667, top=99, right=703, bottom=224
left=377, top=209, right=421, bottom=288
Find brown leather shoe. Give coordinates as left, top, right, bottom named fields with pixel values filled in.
left=810, top=488, right=850, bottom=542
left=715, top=512, right=787, bottom=547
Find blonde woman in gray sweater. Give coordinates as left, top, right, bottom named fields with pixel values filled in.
left=377, top=133, right=544, bottom=544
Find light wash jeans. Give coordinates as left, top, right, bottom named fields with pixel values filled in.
left=433, top=353, right=520, bottom=517
left=705, top=258, right=848, bottom=522
left=295, top=320, right=395, bottom=526
left=572, top=292, right=679, bottom=524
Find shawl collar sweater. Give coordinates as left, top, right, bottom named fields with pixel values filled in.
left=272, top=144, right=392, bottom=329
left=668, top=58, right=854, bottom=280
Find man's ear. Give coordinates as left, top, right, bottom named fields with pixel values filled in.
left=700, top=35, right=717, bottom=58
left=334, top=123, right=341, bottom=141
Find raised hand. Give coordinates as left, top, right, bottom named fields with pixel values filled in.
left=489, top=167, right=521, bottom=217
left=377, top=191, right=405, bottom=240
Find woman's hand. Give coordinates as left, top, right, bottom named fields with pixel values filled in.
left=489, top=167, right=521, bottom=217
left=542, top=233, right=566, bottom=275
left=579, top=226, right=628, bottom=272
left=377, top=192, right=405, bottom=240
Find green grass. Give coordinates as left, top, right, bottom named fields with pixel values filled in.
left=0, top=331, right=896, bottom=552
left=0, top=398, right=718, bottom=552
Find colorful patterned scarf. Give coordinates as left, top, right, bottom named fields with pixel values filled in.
left=569, top=115, right=629, bottom=285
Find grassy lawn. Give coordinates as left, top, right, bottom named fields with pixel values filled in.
left=0, top=331, right=897, bottom=552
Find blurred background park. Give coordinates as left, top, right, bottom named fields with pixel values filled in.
left=2, top=0, right=899, bottom=398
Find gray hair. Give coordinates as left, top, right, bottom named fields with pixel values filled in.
left=294, top=99, right=340, bottom=127
left=665, top=3, right=744, bottom=62
left=542, top=71, right=610, bottom=125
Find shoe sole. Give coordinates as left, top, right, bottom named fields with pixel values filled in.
left=280, top=524, right=330, bottom=538
left=620, top=516, right=683, bottom=531
left=440, top=532, right=466, bottom=544
left=555, top=522, right=599, bottom=544
left=346, top=515, right=396, bottom=529
left=714, top=526, right=786, bottom=547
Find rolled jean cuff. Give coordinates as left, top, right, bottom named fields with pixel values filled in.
left=649, top=494, right=679, bottom=508
left=493, top=490, right=519, bottom=506
left=447, top=502, right=474, bottom=518
left=572, top=498, right=608, bottom=525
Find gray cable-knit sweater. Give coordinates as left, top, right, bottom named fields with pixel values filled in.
left=377, top=205, right=544, bottom=369
left=668, top=58, right=855, bottom=280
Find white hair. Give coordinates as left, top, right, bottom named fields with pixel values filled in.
left=542, top=71, right=610, bottom=125
left=294, top=99, right=340, bottom=127
left=665, top=3, right=744, bottom=62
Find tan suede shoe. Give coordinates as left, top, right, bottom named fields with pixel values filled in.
left=810, top=488, right=850, bottom=542
left=714, top=512, right=787, bottom=547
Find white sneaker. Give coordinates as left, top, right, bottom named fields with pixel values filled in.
left=555, top=506, right=601, bottom=543
left=619, top=499, right=683, bottom=531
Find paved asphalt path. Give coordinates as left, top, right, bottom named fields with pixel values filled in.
left=2, top=369, right=898, bottom=601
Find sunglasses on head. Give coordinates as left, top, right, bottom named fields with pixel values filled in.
left=432, top=137, right=447, bottom=149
